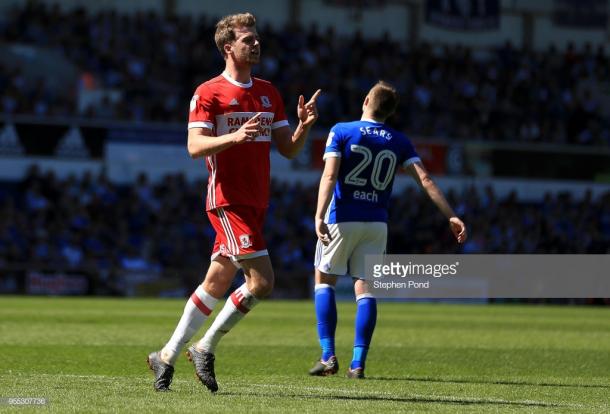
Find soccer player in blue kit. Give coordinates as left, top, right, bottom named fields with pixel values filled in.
left=309, top=81, right=467, bottom=378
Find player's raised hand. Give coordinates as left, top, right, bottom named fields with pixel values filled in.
left=449, top=217, right=467, bottom=243
left=233, top=112, right=263, bottom=143
left=297, top=89, right=322, bottom=126
left=315, top=217, right=332, bottom=245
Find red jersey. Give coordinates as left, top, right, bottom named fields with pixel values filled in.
left=188, top=73, right=289, bottom=211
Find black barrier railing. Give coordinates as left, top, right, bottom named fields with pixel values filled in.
left=0, top=262, right=310, bottom=299
left=2, top=114, right=610, bottom=180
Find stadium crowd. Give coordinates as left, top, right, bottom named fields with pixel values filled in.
left=1, top=1, right=610, bottom=145
left=0, top=167, right=608, bottom=295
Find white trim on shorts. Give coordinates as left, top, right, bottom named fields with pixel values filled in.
left=211, top=249, right=269, bottom=269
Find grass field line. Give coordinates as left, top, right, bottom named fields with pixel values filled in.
left=365, top=375, right=610, bottom=389
left=221, top=382, right=575, bottom=408
left=4, top=372, right=607, bottom=391
left=1, top=373, right=577, bottom=408
left=3, top=373, right=125, bottom=381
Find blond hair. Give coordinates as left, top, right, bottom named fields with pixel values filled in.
left=368, top=81, right=399, bottom=120
left=214, top=13, right=257, bottom=57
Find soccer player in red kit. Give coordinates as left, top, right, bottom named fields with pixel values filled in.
left=147, top=12, right=321, bottom=392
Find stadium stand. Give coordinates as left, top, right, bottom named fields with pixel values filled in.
left=1, top=1, right=609, bottom=145
left=0, top=2, right=609, bottom=299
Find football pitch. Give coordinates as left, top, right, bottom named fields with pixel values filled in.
left=0, top=297, right=608, bottom=413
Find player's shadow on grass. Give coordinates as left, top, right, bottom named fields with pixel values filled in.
left=367, top=376, right=610, bottom=389
left=221, top=390, right=559, bottom=408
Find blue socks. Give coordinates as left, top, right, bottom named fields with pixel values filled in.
left=314, top=285, right=377, bottom=370
left=314, top=284, right=337, bottom=361
left=351, top=295, right=377, bottom=370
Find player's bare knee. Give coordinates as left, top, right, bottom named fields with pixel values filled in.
left=315, top=269, right=338, bottom=286
left=202, top=258, right=237, bottom=298
left=354, top=278, right=371, bottom=297
left=255, top=283, right=274, bottom=299
left=201, top=278, right=232, bottom=299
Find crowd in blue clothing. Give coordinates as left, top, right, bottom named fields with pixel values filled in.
left=1, top=168, right=608, bottom=289
left=1, top=1, right=609, bottom=145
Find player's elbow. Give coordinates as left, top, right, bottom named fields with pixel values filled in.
left=420, top=174, right=435, bottom=189
left=187, top=146, right=200, bottom=158
left=322, top=172, right=339, bottom=183
left=187, top=142, right=207, bottom=158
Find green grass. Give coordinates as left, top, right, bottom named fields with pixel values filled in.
left=0, top=297, right=608, bottom=413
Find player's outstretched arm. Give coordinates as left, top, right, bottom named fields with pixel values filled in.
left=406, top=161, right=467, bottom=243
left=315, top=156, right=340, bottom=245
left=272, top=89, right=322, bottom=159
left=187, top=113, right=263, bottom=158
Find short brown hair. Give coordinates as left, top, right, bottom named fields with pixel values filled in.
left=367, top=81, right=399, bottom=120
left=214, top=13, right=257, bottom=57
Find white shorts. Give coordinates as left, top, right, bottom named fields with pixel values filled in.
left=314, top=222, right=387, bottom=279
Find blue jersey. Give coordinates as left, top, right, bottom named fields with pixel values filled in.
left=323, top=119, right=420, bottom=223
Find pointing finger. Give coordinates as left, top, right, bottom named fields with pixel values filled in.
left=250, top=112, right=263, bottom=122
left=246, top=112, right=262, bottom=125
left=308, top=89, right=322, bottom=104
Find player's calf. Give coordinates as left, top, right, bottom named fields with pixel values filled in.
left=240, top=255, right=274, bottom=298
